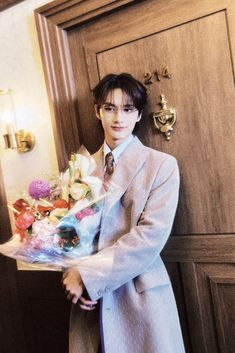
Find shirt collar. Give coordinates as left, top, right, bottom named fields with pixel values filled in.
left=103, top=135, right=134, bottom=163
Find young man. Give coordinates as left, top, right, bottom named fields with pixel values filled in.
left=63, top=73, right=185, bottom=353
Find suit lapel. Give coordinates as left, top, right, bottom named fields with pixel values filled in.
left=92, top=145, right=104, bottom=178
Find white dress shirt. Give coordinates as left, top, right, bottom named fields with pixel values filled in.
left=103, top=135, right=134, bottom=170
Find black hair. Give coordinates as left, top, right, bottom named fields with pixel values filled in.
left=93, top=73, right=147, bottom=119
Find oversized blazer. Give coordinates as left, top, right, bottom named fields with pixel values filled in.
left=69, top=137, right=185, bottom=353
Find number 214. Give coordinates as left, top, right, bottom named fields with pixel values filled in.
left=144, top=66, right=172, bottom=85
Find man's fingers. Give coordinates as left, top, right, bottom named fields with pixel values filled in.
left=79, top=296, right=97, bottom=311
left=72, top=295, right=80, bottom=304
left=79, top=304, right=96, bottom=311
left=61, top=269, right=84, bottom=305
left=66, top=293, right=97, bottom=309
left=66, top=292, right=80, bottom=304
left=79, top=296, right=97, bottom=306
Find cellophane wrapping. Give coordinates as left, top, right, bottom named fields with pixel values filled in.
left=0, top=146, right=114, bottom=271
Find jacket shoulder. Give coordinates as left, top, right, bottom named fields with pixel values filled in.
left=142, top=145, right=178, bottom=167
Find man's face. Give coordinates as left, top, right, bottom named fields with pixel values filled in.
left=96, top=88, right=141, bottom=150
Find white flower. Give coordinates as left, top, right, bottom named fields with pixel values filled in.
left=81, top=176, right=103, bottom=199
left=69, top=183, right=90, bottom=200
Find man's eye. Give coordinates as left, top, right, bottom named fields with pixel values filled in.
left=104, top=106, right=114, bottom=112
left=123, top=107, right=135, bottom=113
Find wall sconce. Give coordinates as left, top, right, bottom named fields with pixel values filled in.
left=0, top=89, right=35, bottom=152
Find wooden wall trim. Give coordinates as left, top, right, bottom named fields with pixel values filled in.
left=36, top=0, right=138, bottom=28
left=162, top=234, right=235, bottom=263
left=0, top=0, right=24, bottom=12
left=35, top=12, right=79, bottom=170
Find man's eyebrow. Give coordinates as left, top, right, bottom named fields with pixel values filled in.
left=123, top=103, right=135, bottom=107
left=103, top=102, right=115, bottom=106
left=103, top=102, right=134, bottom=107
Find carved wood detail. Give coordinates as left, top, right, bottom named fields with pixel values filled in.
left=162, top=235, right=235, bottom=263
left=179, top=263, right=235, bottom=353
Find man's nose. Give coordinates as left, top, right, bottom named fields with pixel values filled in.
left=114, top=109, right=124, bottom=122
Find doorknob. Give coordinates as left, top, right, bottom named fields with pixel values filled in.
left=152, top=95, right=176, bottom=140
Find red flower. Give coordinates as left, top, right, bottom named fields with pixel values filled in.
left=13, top=199, right=29, bottom=217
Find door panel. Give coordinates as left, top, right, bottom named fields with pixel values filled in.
left=87, top=11, right=235, bottom=235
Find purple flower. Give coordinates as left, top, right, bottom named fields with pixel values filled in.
left=28, top=179, right=51, bottom=200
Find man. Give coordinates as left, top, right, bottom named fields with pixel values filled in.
left=63, top=73, right=185, bottom=353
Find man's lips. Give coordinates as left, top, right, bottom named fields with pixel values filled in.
left=111, top=126, right=125, bottom=131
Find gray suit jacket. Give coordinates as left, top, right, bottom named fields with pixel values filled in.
left=69, top=137, right=185, bottom=353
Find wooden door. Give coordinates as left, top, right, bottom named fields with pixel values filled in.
left=0, top=163, right=27, bottom=353
left=34, top=1, right=235, bottom=352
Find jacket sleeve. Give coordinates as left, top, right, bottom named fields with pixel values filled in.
left=78, top=155, right=180, bottom=301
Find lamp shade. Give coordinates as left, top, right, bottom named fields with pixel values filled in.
left=0, top=89, right=17, bottom=135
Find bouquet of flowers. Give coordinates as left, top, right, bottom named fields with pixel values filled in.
left=0, top=147, right=108, bottom=270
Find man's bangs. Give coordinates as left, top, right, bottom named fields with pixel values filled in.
left=101, top=86, right=135, bottom=107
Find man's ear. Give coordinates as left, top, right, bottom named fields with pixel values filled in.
left=95, top=105, right=101, bottom=120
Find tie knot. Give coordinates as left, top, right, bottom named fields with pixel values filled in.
left=105, top=152, right=114, bottom=175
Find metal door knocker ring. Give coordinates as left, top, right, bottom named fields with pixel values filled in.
left=152, top=95, right=177, bottom=141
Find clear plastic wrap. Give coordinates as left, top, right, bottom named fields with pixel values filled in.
left=0, top=146, right=114, bottom=271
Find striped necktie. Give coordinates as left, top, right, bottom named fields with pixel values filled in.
left=105, top=152, right=114, bottom=176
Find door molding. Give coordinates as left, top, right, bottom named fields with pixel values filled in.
left=163, top=234, right=235, bottom=262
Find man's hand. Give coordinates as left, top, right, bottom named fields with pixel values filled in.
left=62, top=268, right=97, bottom=310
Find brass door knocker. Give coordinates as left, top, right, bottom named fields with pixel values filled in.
left=153, top=95, right=176, bottom=140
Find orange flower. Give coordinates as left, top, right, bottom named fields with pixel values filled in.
left=53, top=199, right=69, bottom=209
